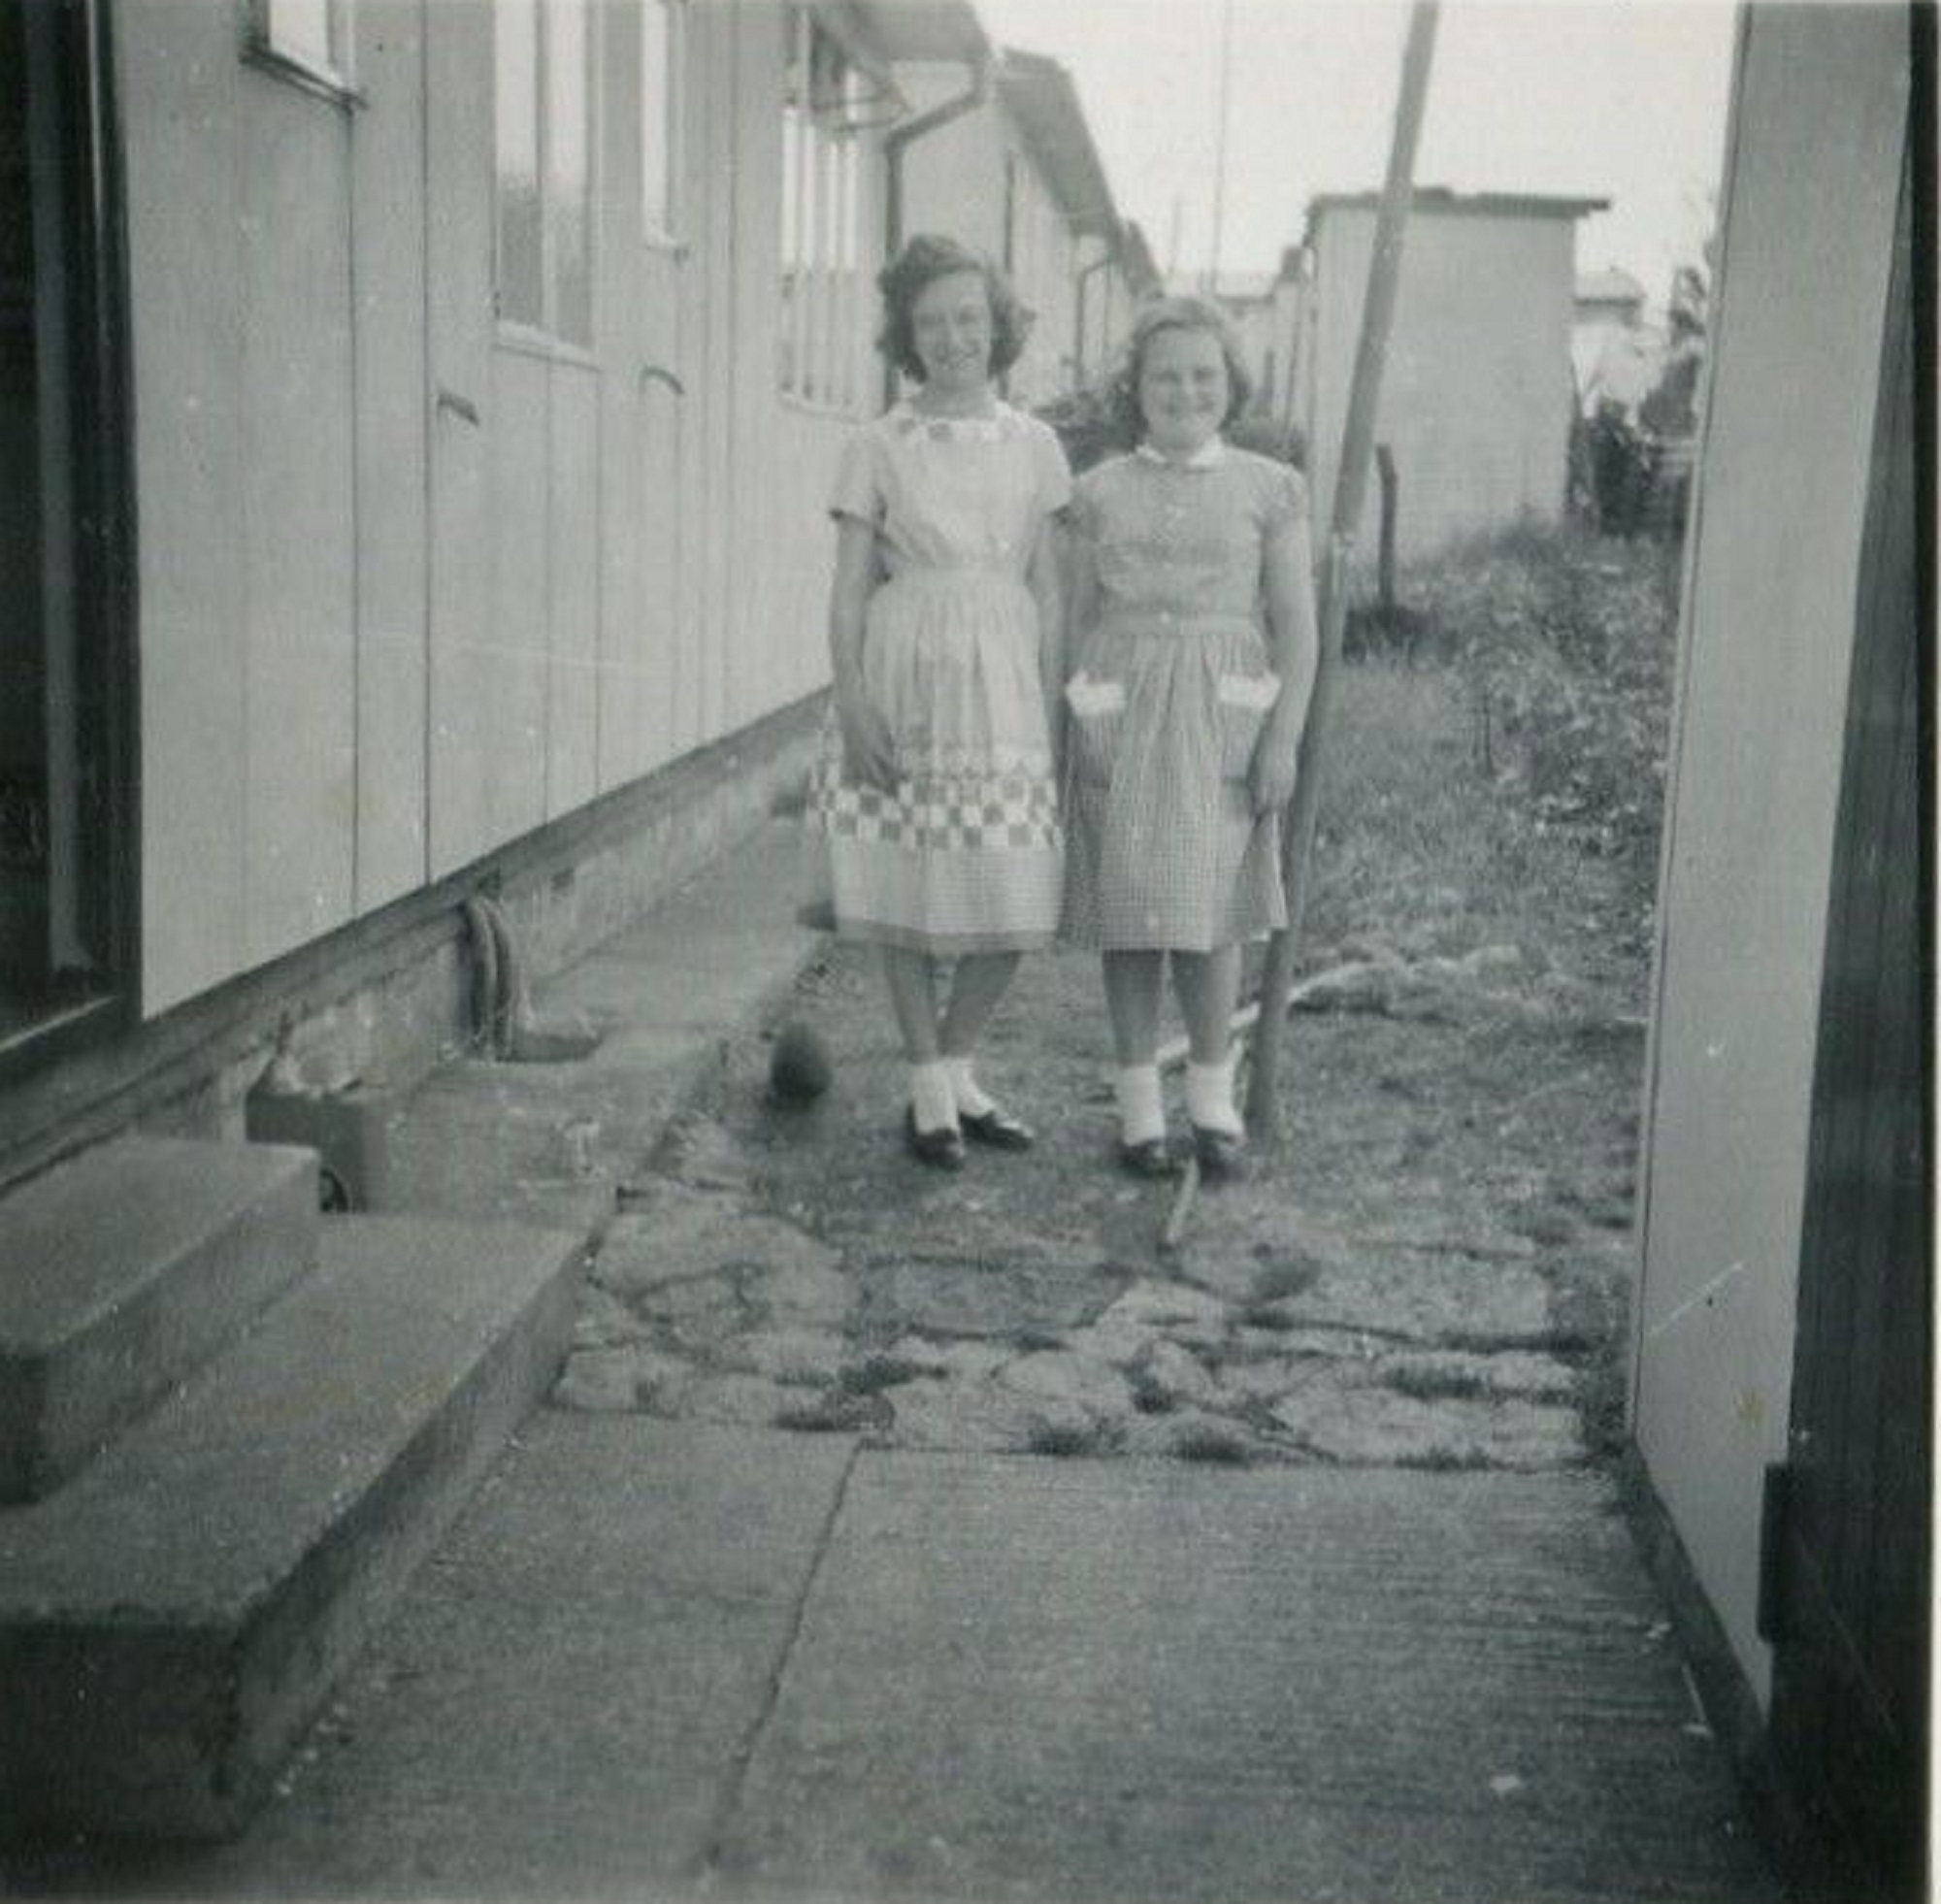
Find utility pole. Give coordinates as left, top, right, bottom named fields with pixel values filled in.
left=1246, top=0, right=1441, bottom=1141
left=1206, top=0, right=1234, bottom=295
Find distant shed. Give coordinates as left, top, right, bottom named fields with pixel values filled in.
left=1295, top=188, right=1605, bottom=559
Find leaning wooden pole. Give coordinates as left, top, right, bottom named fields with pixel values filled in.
left=1246, top=0, right=1440, bottom=1142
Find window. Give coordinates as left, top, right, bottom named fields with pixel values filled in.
left=494, top=0, right=597, bottom=347
left=642, top=0, right=684, bottom=246
left=779, top=10, right=866, bottom=410
left=248, top=0, right=356, bottom=99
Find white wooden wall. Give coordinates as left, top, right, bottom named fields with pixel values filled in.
left=122, top=0, right=868, bottom=1015
left=1631, top=2, right=1909, bottom=1706
left=1304, top=210, right=1579, bottom=560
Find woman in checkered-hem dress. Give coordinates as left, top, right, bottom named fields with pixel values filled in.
left=1062, top=297, right=1319, bottom=1182
left=801, top=235, right=1071, bottom=1170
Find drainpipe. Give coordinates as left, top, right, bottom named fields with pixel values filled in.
left=882, top=51, right=994, bottom=406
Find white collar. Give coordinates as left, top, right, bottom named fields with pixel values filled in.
left=1135, top=437, right=1227, bottom=471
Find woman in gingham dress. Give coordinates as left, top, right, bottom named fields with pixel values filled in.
left=803, top=236, right=1070, bottom=1170
left=1063, top=297, right=1318, bottom=1180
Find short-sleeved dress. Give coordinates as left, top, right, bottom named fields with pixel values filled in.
left=802, top=399, right=1071, bottom=954
left=1060, top=442, right=1305, bottom=952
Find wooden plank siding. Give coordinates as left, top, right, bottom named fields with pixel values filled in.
left=349, top=0, right=432, bottom=912
left=1770, top=140, right=1926, bottom=1888
left=1630, top=1, right=1913, bottom=1707
left=117, top=0, right=882, bottom=1017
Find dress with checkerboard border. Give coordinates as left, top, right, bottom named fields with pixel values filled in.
left=1060, top=443, right=1304, bottom=952
left=802, top=401, right=1070, bottom=954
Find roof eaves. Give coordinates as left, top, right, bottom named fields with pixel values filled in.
left=996, top=46, right=1120, bottom=239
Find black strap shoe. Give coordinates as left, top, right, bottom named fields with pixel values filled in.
left=905, top=1107, right=968, bottom=1171
left=959, top=1104, right=1035, bottom=1151
left=1192, top=1124, right=1250, bottom=1182
left=1117, top=1137, right=1179, bottom=1180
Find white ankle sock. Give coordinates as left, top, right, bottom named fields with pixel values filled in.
left=1116, top=1065, right=1165, bottom=1146
left=941, top=1056, right=997, bottom=1120
left=1186, top=1058, right=1243, bottom=1136
left=909, top=1060, right=959, bottom=1133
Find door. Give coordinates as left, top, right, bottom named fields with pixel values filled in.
left=1767, top=122, right=1928, bottom=1900
left=0, top=0, right=132, bottom=1074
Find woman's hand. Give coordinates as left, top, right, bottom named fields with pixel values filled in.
left=839, top=697, right=899, bottom=791
left=1248, top=716, right=1302, bottom=815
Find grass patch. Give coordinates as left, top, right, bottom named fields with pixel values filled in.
left=1383, top=1362, right=1489, bottom=1403
left=1304, top=528, right=1678, bottom=985
left=1173, top=1427, right=1253, bottom=1467
left=838, top=1354, right=936, bottom=1396
left=1029, top=1420, right=1110, bottom=1458
left=775, top=1391, right=887, bottom=1433
left=1250, top=1256, right=1322, bottom=1305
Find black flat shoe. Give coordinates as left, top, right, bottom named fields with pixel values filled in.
left=1192, top=1124, right=1250, bottom=1182
left=1117, top=1137, right=1179, bottom=1180
left=960, top=1104, right=1035, bottom=1151
left=905, top=1108, right=968, bottom=1171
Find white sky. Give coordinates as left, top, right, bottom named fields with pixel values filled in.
left=968, top=0, right=1739, bottom=312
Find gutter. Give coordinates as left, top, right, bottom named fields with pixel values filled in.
left=881, top=51, right=994, bottom=403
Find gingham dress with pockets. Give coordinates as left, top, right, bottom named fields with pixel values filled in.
left=1060, top=444, right=1304, bottom=952
left=801, top=401, right=1071, bottom=954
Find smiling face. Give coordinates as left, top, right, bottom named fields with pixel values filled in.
left=1136, top=323, right=1230, bottom=457
left=908, top=269, right=996, bottom=402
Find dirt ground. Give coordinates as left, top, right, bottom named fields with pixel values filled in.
left=556, top=663, right=1654, bottom=1473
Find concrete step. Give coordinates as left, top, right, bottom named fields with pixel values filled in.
left=0, top=1211, right=584, bottom=1843
left=0, top=1138, right=320, bottom=1502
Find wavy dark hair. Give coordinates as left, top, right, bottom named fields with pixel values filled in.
left=1109, top=295, right=1253, bottom=442
left=875, top=233, right=1034, bottom=383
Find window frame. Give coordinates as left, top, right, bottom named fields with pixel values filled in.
left=777, top=7, right=872, bottom=416
left=493, top=0, right=602, bottom=354
left=244, top=0, right=362, bottom=108
left=640, top=0, right=687, bottom=253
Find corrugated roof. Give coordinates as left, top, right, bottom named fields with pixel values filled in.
left=996, top=47, right=1119, bottom=238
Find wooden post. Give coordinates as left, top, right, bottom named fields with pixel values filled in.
left=1376, top=443, right=1398, bottom=618
left=1246, top=1, right=1440, bottom=1143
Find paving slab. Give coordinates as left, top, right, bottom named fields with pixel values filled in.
left=712, top=1453, right=1782, bottom=1904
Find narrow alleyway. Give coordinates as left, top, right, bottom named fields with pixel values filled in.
left=10, top=782, right=1785, bottom=1903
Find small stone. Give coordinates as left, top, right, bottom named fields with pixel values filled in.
left=552, top=1348, right=643, bottom=1413
left=996, top=1350, right=1134, bottom=1422
left=679, top=1371, right=801, bottom=1428
left=721, top=1328, right=848, bottom=1385
left=753, top=1257, right=856, bottom=1330
left=1129, top=1339, right=1220, bottom=1411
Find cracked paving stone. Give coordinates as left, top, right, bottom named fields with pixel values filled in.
left=859, top=1259, right=1115, bottom=1337
left=595, top=1181, right=840, bottom=1298
left=678, top=1370, right=802, bottom=1428
left=1270, top=1381, right=1585, bottom=1469
left=1257, top=1249, right=1556, bottom=1346
left=1376, top=1348, right=1582, bottom=1404
left=884, top=1372, right=1090, bottom=1454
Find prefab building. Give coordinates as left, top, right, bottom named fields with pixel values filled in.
left=1295, top=187, right=1605, bottom=561
left=895, top=43, right=1124, bottom=405
left=1628, top=5, right=1925, bottom=1891
left=1, top=0, right=995, bottom=1176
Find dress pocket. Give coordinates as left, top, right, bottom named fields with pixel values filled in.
left=1064, top=672, right=1128, bottom=786
left=1214, top=672, right=1281, bottom=780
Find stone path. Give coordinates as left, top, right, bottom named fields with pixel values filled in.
left=552, top=939, right=1634, bottom=1475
